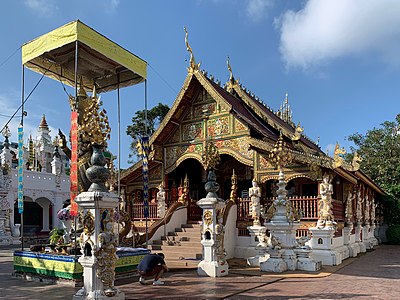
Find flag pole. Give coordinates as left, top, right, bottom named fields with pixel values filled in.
left=20, top=64, right=25, bottom=251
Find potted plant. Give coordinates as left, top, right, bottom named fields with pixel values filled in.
left=49, top=228, right=65, bottom=248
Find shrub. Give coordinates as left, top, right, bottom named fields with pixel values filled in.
left=386, top=225, right=400, bottom=245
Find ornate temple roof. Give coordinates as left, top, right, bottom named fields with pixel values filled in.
left=120, top=31, right=385, bottom=195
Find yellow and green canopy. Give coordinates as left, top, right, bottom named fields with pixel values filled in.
left=22, top=20, right=147, bottom=93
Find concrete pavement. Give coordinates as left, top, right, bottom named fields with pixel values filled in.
left=1, top=244, right=399, bottom=299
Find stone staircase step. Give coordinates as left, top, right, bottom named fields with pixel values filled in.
left=152, top=238, right=201, bottom=246
left=151, top=222, right=203, bottom=262
left=151, top=244, right=202, bottom=251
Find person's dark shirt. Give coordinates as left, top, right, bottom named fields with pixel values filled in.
left=138, top=254, right=165, bottom=273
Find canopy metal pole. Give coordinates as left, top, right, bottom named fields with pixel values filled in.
left=74, top=40, right=78, bottom=258
left=117, top=73, right=121, bottom=245
left=20, top=65, right=24, bottom=251
left=117, top=75, right=121, bottom=199
left=145, top=79, right=148, bottom=248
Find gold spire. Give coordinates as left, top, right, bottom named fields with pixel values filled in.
left=184, top=26, right=200, bottom=72
left=227, top=56, right=234, bottom=83
left=278, top=92, right=294, bottom=126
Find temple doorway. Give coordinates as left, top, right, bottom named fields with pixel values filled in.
left=218, top=154, right=252, bottom=200
left=167, top=158, right=204, bottom=221
left=14, top=197, right=42, bottom=235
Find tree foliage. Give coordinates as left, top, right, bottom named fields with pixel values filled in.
left=126, top=102, right=170, bottom=162
left=347, top=114, right=400, bottom=224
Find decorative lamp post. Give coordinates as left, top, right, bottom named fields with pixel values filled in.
left=196, top=138, right=228, bottom=277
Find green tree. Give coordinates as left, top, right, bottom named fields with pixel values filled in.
left=347, top=114, right=400, bottom=224
left=126, top=102, right=170, bottom=162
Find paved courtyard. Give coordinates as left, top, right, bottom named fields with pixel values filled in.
left=0, top=244, right=399, bottom=299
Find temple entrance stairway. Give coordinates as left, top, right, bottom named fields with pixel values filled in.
left=149, top=221, right=202, bottom=269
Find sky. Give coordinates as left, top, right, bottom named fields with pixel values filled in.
left=0, top=0, right=399, bottom=169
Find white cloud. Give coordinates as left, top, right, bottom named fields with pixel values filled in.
left=246, top=0, right=274, bottom=22
left=102, top=0, right=120, bottom=13
left=110, top=0, right=120, bottom=9
left=276, top=0, right=400, bottom=69
left=24, top=0, right=59, bottom=17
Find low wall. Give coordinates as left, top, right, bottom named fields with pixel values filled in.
left=224, top=204, right=237, bottom=259
left=13, top=248, right=150, bottom=282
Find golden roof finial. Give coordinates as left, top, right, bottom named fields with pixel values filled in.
left=227, top=56, right=234, bottom=83
left=292, top=121, right=304, bottom=141
left=333, top=142, right=346, bottom=168
left=184, top=26, right=200, bottom=73
left=278, top=92, right=294, bottom=125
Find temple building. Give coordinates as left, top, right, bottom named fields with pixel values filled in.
left=0, top=115, right=70, bottom=244
left=119, top=38, right=386, bottom=266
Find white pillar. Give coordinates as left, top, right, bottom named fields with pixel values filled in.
left=355, top=222, right=366, bottom=253
left=196, top=170, right=229, bottom=278
left=37, top=201, right=51, bottom=232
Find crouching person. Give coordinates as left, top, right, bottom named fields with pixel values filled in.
left=138, top=253, right=168, bottom=286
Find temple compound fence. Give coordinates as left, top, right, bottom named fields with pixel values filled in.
left=130, top=195, right=344, bottom=237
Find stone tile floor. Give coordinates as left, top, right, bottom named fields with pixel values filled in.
left=1, top=244, right=399, bottom=299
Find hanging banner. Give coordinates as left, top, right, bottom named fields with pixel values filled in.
left=17, top=124, right=24, bottom=214
left=69, top=111, right=79, bottom=216
left=139, top=136, right=150, bottom=218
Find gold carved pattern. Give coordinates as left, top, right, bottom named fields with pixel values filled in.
left=286, top=173, right=315, bottom=182
left=269, top=134, right=293, bottom=168
left=249, top=137, right=334, bottom=169
left=215, top=137, right=253, bottom=160
left=83, top=210, right=95, bottom=235
left=202, top=139, right=221, bottom=170
left=165, top=146, right=185, bottom=169
left=151, top=144, right=163, bottom=161
left=234, top=118, right=248, bottom=132
left=204, top=210, right=212, bottom=226
left=259, top=154, right=273, bottom=170
left=182, top=123, right=203, bottom=141
left=208, top=117, right=229, bottom=137
left=149, top=164, right=162, bottom=181
left=194, top=103, right=216, bottom=117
